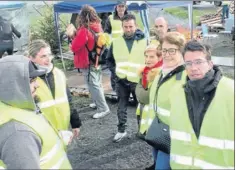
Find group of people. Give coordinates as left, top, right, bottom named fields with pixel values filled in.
left=0, top=1, right=234, bottom=169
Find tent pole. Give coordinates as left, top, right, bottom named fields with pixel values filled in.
left=54, top=11, right=66, bottom=71
left=188, top=3, right=194, bottom=39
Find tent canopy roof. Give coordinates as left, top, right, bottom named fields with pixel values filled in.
left=54, top=1, right=192, bottom=13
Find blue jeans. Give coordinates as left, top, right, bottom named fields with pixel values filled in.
left=80, top=65, right=110, bottom=112
left=222, top=5, right=229, bottom=22
left=152, top=148, right=170, bottom=170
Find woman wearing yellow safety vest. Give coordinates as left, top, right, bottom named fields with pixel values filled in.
left=135, top=44, right=163, bottom=140
left=0, top=55, right=72, bottom=169
left=147, top=32, right=186, bottom=170
left=28, top=39, right=81, bottom=145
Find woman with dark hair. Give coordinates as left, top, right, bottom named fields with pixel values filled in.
left=70, top=5, right=110, bottom=119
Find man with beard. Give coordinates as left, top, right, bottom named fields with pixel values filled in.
left=0, top=55, right=72, bottom=169
left=107, top=14, right=147, bottom=142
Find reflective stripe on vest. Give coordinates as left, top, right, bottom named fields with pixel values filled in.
left=0, top=102, right=72, bottom=169
left=157, top=107, right=170, bottom=117
left=169, top=77, right=234, bottom=169
left=171, top=130, right=234, bottom=150
left=170, top=130, right=191, bottom=142
left=38, top=97, right=68, bottom=109
left=171, top=154, right=234, bottom=169
left=40, top=139, right=62, bottom=165
left=36, top=68, right=70, bottom=130
left=113, top=37, right=146, bottom=83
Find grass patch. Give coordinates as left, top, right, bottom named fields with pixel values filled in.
left=53, top=58, right=74, bottom=71
left=164, top=7, right=216, bottom=25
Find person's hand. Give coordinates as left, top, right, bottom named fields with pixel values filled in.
left=68, top=128, right=80, bottom=144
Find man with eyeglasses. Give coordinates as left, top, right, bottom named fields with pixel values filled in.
left=169, top=40, right=234, bottom=169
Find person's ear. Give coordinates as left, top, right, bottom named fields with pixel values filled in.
left=208, top=60, right=213, bottom=68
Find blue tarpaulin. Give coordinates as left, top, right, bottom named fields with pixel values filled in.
left=54, top=1, right=192, bottom=13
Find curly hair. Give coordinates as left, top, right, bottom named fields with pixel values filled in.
left=78, top=5, right=101, bottom=28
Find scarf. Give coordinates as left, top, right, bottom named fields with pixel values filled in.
left=142, top=60, right=163, bottom=89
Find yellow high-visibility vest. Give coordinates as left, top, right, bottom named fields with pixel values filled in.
left=0, top=102, right=72, bottom=169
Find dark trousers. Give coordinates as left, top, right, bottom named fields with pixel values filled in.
left=110, top=71, right=116, bottom=91
left=0, top=48, right=13, bottom=58
left=116, top=81, right=137, bottom=132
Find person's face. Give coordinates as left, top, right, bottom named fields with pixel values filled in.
left=154, top=19, right=168, bottom=40
left=30, top=78, right=39, bottom=98
left=184, top=51, right=213, bottom=80
left=116, top=4, right=126, bottom=17
left=30, top=47, right=52, bottom=67
left=122, top=19, right=136, bottom=37
left=145, top=50, right=161, bottom=68
left=162, top=41, right=183, bottom=68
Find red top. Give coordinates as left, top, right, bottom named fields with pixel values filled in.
left=71, top=22, right=103, bottom=69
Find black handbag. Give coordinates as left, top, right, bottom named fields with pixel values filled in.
left=145, top=116, right=170, bottom=154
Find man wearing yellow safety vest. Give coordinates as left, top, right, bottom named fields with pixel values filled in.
left=28, top=39, right=81, bottom=143
left=0, top=55, right=72, bottom=169
left=106, top=1, right=145, bottom=92
left=107, top=14, right=147, bottom=142
left=169, top=40, right=234, bottom=169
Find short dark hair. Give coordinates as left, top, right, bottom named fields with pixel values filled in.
left=183, top=40, right=212, bottom=60
left=121, top=14, right=136, bottom=24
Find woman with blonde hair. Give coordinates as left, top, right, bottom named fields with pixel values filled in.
left=135, top=43, right=163, bottom=140
left=146, top=32, right=187, bottom=170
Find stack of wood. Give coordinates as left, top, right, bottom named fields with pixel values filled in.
left=229, top=1, right=235, bottom=14
left=200, top=2, right=235, bottom=26
left=200, top=10, right=221, bottom=25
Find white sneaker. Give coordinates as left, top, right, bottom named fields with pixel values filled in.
left=92, top=110, right=110, bottom=119
left=89, top=103, right=96, bottom=109
left=113, top=131, right=127, bottom=142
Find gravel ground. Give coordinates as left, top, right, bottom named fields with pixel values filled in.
left=68, top=102, right=154, bottom=169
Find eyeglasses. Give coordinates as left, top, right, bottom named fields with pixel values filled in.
left=162, top=48, right=179, bottom=55
left=184, top=59, right=209, bottom=68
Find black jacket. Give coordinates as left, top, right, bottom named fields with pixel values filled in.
left=106, top=29, right=146, bottom=86
left=184, top=66, right=222, bottom=138
left=40, top=68, right=82, bottom=129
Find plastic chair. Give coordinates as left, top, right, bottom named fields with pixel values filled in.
left=201, top=24, right=218, bottom=42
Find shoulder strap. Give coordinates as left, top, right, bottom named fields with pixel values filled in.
left=176, top=71, right=183, bottom=81
left=85, top=28, right=96, bottom=52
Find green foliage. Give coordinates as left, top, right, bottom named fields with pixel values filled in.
left=53, top=58, right=74, bottom=71
left=164, top=7, right=216, bottom=25
left=30, top=6, right=67, bottom=54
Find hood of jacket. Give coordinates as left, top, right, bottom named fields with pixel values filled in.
left=89, top=22, right=103, bottom=33
left=0, top=55, right=36, bottom=111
